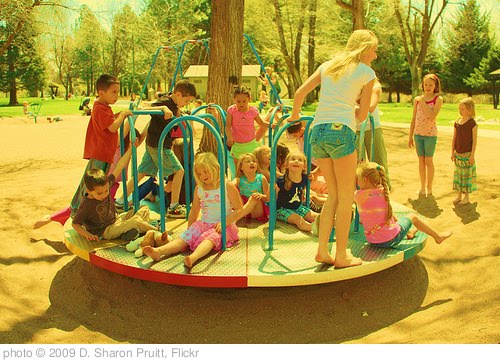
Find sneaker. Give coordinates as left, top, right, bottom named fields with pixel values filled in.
left=120, top=228, right=140, bottom=242
left=167, top=204, right=187, bottom=218
left=310, top=200, right=323, bottom=213
left=311, top=213, right=321, bottom=236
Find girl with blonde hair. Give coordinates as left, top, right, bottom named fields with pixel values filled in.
left=143, top=153, right=244, bottom=268
left=355, top=162, right=452, bottom=247
left=233, top=153, right=270, bottom=220
left=451, top=97, right=478, bottom=205
left=289, top=29, right=378, bottom=268
left=275, top=151, right=319, bottom=233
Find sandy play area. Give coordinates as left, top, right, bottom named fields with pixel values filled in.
left=0, top=113, right=498, bottom=344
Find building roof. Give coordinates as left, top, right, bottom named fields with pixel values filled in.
left=489, top=68, right=500, bottom=79
left=184, top=64, right=261, bottom=78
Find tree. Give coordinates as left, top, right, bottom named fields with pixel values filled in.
left=0, top=5, right=45, bottom=104
left=373, top=33, right=411, bottom=102
left=198, top=0, right=245, bottom=156
left=50, top=33, right=75, bottom=99
left=336, top=0, right=365, bottom=30
left=272, top=0, right=307, bottom=96
left=108, top=5, right=137, bottom=80
left=306, top=0, right=317, bottom=103
left=443, top=0, right=491, bottom=95
left=393, top=0, right=449, bottom=97
left=0, top=0, right=69, bottom=57
left=136, top=0, right=211, bottom=93
left=20, top=42, right=46, bottom=97
left=72, top=6, right=105, bottom=96
left=466, top=44, right=500, bottom=107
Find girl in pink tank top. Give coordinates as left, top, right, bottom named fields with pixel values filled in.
left=408, top=74, right=443, bottom=197
left=355, top=162, right=452, bottom=247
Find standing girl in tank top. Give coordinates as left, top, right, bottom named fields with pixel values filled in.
left=408, top=74, right=443, bottom=197
left=289, top=30, right=378, bottom=268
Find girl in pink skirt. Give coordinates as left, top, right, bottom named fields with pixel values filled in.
left=143, top=152, right=244, bottom=268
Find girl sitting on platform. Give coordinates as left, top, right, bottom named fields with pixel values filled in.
left=276, top=151, right=319, bottom=233
left=233, top=153, right=270, bottom=221
left=254, top=144, right=289, bottom=182
left=354, top=162, right=452, bottom=247
left=143, top=152, right=244, bottom=268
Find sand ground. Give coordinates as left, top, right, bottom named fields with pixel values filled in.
left=0, top=114, right=498, bottom=344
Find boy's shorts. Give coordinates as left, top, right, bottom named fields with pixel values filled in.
left=230, top=139, right=261, bottom=160
left=138, top=145, right=182, bottom=178
left=372, top=216, right=413, bottom=248
left=311, top=123, right=357, bottom=160
left=276, top=204, right=312, bottom=222
left=414, top=135, right=437, bottom=157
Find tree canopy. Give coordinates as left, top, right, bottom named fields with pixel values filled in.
left=0, top=0, right=498, bottom=105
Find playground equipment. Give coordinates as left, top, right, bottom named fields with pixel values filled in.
left=63, top=37, right=428, bottom=288
left=134, top=35, right=281, bottom=110
left=63, top=109, right=427, bottom=288
left=79, top=97, right=91, bottom=116
left=26, top=103, right=42, bottom=123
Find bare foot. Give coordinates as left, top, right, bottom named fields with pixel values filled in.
left=435, top=231, right=453, bottom=244
left=458, top=198, right=470, bottom=205
left=453, top=195, right=462, bottom=204
left=33, top=215, right=51, bottom=229
left=142, top=245, right=162, bottom=261
left=407, top=229, right=417, bottom=240
left=140, top=230, right=156, bottom=248
left=334, top=251, right=362, bottom=269
left=184, top=255, right=193, bottom=268
left=158, top=231, right=171, bottom=246
left=418, top=189, right=426, bottom=197
left=315, top=253, right=335, bottom=265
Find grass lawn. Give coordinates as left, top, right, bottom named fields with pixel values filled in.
left=2, top=96, right=499, bottom=130
left=378, top=102, right=500, bottom=129
left=297, top=101, right=500, bottom=130
left=0, top=97, right=89, bottom=118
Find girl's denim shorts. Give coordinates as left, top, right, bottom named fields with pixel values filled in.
left=311, top=123, right=357, bottom=160
left=372, top=216, right=413, bottom=248
left=414, top=135, right=437, bottom=157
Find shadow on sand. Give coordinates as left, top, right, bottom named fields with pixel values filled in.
left=0, top=254, right=442, bottom=344
left=408, top=195, right=443, bottom=219
left=452, top=202, right=480, bottom=224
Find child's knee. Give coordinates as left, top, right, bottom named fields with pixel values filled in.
left=407, top=213, right=418, bottom=223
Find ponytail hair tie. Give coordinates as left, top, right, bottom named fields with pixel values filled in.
left=376, top=165, right=381, bottom=171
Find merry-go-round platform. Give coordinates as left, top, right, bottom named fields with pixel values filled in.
left=63, top=201, right=427, bottom=288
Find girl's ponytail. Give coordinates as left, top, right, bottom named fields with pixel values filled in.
left=377, top=165, right=393, bottom=222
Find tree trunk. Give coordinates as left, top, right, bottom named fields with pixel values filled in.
left=336, top=0, right=365, bottom=30
left=198, top=0, right=245, bottom=157
left=306, top=0, right=317, bottom=104
left=393, top=0, right=448, bottom=98
left=7, top=45, right=18, bottom=106
left=272, top=0, right=303, bottom=95
left=410, top=63, right=422, bottom=99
